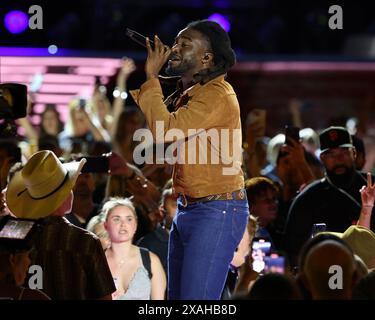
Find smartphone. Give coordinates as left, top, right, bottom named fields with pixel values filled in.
left=0, top=219, right=35, bottom=240
left=0, top=216, right=39, bottom=250
left=79, top=156, right=110, bottom=173
left=284, top=125, right=300, bottom=145
left=77, top=98, right=86, bottom=110
left=264, top=252, right=285, bottom=274
left=311, top=223, right=327, bottom=238
left=125, top=28, right=154, bottom=49
left=251, top=238, right=272, bottom=273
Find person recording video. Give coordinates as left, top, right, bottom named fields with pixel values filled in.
left=5, top=150, right=116, bottom=300
left=0, top=217, right=49, bottom=300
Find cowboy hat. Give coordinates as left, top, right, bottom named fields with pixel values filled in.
left=319, top=225, right=375, bottom=269
left=6, top=150, right=86, bottom=219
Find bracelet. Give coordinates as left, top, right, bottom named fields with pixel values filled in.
left=362, top=205, right=374, bottom=208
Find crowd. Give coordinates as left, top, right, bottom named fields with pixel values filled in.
left=1, top=40, right=375, bottom=301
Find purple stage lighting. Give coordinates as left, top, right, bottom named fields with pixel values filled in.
left=207, top=13, right=231, bottom=32
left=4, top=10, right=28, bottom=34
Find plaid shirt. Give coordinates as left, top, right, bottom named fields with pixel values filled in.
left=31, top=216, right=115, bottom=300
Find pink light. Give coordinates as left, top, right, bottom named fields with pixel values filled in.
left=18, top=126, right=26, bottom=136
left=0, top=75, right=34, bottom=83
left=56, top=105, right=69, bottom=122
left=0, top=66, right=47, bottom=74
left=2, top=57, right=122, bottom=67
left=43, top=74, right=95, bottom=84
left=30, top=115, right=41, bottom=125
left=74, top=67, right=117, bottom=76
left=100, top=76, right=109, bottom=84
left=39, top=84, right=93, bottom=94
left=34, top=94, right=75, bottom=104
left=33, top=104, right=46, bottom=113
left=78, top=87, right=94, bottom=97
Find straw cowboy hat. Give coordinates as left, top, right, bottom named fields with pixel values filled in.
left=6, top=150, right=86, bottom=219
left=320, top=225, right=375, bottom=269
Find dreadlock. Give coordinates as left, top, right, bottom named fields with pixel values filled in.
left=186, top=19, right=236, bottom=84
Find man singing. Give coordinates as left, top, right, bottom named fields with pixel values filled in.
left=130, top=20, right=249, bottom=300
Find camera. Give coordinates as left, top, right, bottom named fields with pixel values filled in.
left=0, top=83, right=28, bottom=120
left=0, top=216, right=40, bottom=252
left=0, top=83, right=28, bottom=138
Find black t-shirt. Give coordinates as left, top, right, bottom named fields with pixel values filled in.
left=284, top=171, right=375, bottom=262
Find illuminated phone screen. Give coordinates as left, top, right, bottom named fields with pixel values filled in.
left=0, top=220, right=34, bottom=240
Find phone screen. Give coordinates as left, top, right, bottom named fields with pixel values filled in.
left=80, top=156, right=110, bottom=173
left=285, top=125, right=300, bottom=145
left=0, top=220, right=35, bottom=240
left=311, top=223, right=327, bottom=238
left=264, top=253, right=285, bottom=274
left=251, top=238, right=272, bottom=273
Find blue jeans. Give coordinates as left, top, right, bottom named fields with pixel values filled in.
left=167, top=193, right=249, bottom=300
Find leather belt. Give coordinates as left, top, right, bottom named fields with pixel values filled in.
left=181, top=189, right=247, bottom=206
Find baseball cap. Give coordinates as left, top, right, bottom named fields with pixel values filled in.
left=319, top=126, right=353, bottom=154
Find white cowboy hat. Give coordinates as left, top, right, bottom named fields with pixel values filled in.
left=6, top=150, right=86, bottom=219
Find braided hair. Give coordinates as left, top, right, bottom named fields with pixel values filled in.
left=186, top=20, right=236, bottom=84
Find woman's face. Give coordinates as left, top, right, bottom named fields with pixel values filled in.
left=105, top=206, right=137, bottom=243
left=42, top=109, right=59, bottom=135
left=73, top=109, right=89, bottom=136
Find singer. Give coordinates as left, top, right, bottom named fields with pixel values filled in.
left=130, top=20, right=249, bottom=300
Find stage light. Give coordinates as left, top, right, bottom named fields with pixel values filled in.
left=48, top=45, right=58, bottom=55
left=4, top=10, right=28, bottom=34
left=207, top=13, right=231, bottom=32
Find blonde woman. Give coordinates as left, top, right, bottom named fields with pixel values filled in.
left=102, top=197, right=166, bottom=300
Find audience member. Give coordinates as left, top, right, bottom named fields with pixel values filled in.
left=5, top=150, right=115, bottom=299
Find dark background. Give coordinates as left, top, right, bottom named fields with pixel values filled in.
left=1, top=0, right=374, bottom=59
left=2, top=0, right=375, bottom=137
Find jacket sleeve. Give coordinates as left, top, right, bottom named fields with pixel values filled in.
left=130, top=78, right=227, bottom=141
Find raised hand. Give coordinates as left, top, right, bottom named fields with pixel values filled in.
left=119, top=57, right=136, bottom=79
left=360, top=172, right=375, bottom=208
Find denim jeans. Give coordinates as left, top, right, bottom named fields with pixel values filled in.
left=167, top=193, right=249, bottom=300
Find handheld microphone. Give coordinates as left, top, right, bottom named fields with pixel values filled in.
left=125, top=28, right=154, bottom=49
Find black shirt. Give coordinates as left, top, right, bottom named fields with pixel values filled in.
left=284, top=171, right=375, bottom=262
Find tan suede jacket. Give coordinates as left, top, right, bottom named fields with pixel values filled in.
left=130, top=75, right=244, bottom=198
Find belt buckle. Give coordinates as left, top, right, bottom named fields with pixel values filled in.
left=238, top=190, right=245, bottom=200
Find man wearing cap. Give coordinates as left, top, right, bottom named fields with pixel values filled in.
left=130, top=20, right=249, bottom=300
left=5, top=150, right=116, bottom=299
left=285, top=126, right=375, bottom=265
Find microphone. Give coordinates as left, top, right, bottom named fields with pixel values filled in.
left=125, top=28, right=154, bottom=49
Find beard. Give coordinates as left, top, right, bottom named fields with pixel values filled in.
left=165, top=57, right=196, bottom=76
left=326, top=165, right=356, bottom=187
